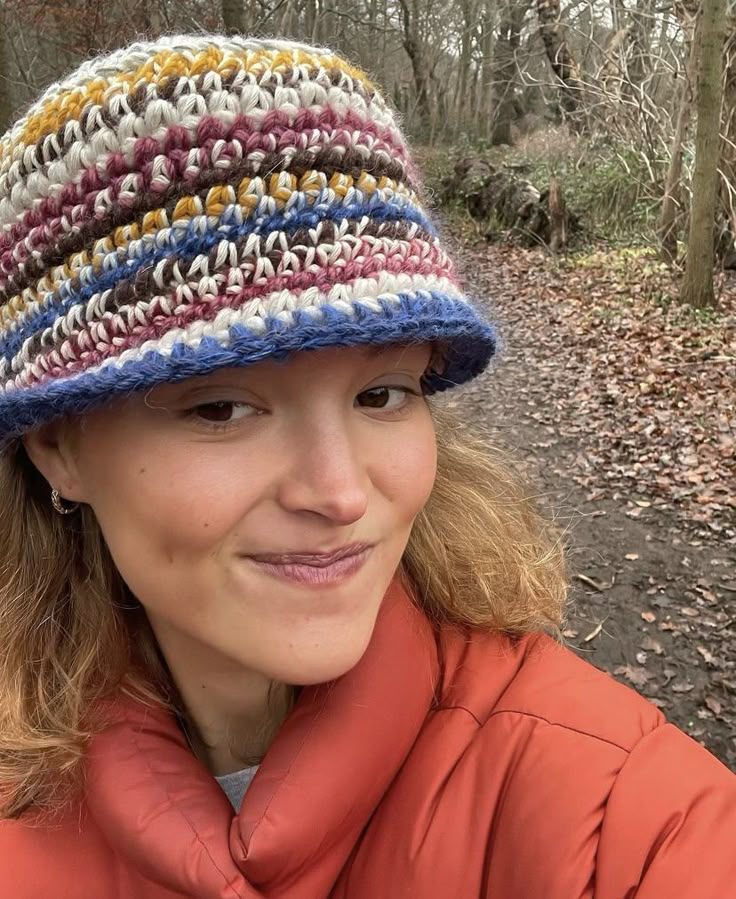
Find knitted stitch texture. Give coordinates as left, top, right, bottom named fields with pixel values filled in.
left=0, top=34, right=495, bottom=440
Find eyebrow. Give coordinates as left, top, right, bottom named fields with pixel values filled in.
left=363, top=343, right=425, bottom=359
left=361, top=345, right=393, bottom=358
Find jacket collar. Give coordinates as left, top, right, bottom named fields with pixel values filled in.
left=85, top=581, right=439, bottom=898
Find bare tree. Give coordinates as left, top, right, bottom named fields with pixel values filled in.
left=475, top=0, right=495, bottom=136
left=397, top=0, right=436, bottom=135
left=490, top=0, right=526, bottom=144
left=681, top=0, right=728, bottom=307
left=454, top=0, right=480, bottom=129
left=222, top=0, right=248, bottom=34
left=536, top=0, right=585, bottom=126
left=0, top=0, right=721, bottom=272
left=0, top=5, right=12, bottom=134
left=659, top=6, right=699, bottom=264
left=626, top=0, right=656, bottom=90
left=718, top=26, right=736, bottom=263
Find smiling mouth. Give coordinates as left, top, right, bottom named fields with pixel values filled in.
left=245, top=543, right=374, bottom=585
left=248, top=543, right=373, bottom=567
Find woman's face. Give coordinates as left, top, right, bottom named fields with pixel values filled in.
left=48, top=344, right=436, bottom=686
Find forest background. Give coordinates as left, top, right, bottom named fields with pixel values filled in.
left=0, top=0, right=734, bottom=765
left=2, top=0, right=736, bottom=299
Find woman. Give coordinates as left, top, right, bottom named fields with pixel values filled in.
left=0, top=33, right=733, bottom=899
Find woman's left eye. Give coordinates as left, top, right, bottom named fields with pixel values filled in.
left=356, top=387, right=414, bottom=411
left=192, top=401, right=257, bottom=424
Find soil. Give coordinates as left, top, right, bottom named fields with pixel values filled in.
left=444, top=229, right=736, bottom=771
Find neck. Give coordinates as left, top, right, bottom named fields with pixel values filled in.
left=178, top=680, right=292, bottom=776
left=146, top=614, right=292, bottom=776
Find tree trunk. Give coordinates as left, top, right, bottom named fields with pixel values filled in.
left=398, top=0, right=433, bottom=135
left=718, top=32, right=736, bottom=263
left=536, top=0, right=585, bottom=128
left=279, top=0, right=298, bottom=36
left=222, top=0, right=247, bottom=34
left=626, top=0, right=656, bottom=92
left=0, top=5, right=12, bottom=134
left=680, top=0, right=728, bottom=308
left=490, top=0, right=525, bottom=145
left=142, top=0, right=164, bottom=35
left=304, top=0, right=319, bottom=43
left=658, top=11, right=698, bottom=265
left=599, top=27, right=628, bottom=101
left=454, top=0, right=478, bottom=131
left=548, top=175, right=567, bottom=253
left=476, top=0, right=495, bottom=135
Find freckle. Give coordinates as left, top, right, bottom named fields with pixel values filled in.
left=138, top=467, right=146, bottom=475
left=203, top=522, right=209, bottom=528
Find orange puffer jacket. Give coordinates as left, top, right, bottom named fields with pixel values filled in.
left=2, top=582, right=735, bottom=898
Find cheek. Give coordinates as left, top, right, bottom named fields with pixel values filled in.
left=371, top=412, right=437, bottom=522
left=78, top=436, right=264, bottom=594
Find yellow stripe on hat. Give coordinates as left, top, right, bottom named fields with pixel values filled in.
left=2, top=48, right=375, bottom=165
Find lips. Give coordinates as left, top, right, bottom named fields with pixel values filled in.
left=247, top=543, right=373, bottom=568
left=245, top=542, right=374, bottom=587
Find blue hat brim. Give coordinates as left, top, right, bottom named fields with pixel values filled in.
left=0, top=291, right=496, bottom=443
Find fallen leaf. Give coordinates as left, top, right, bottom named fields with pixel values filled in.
left=614, top=665, right=651, bottom=689
left=671, top=681, right=695, bottom=693
left=583, top=622, right=604, bottom=642
left=625, top=553, right=640, bottom=561
left=443, top=234, right=736, bottom=768
left=576, top=573, right=612, bottom=592
left=704, top=695, right=723, bottom=716
left=640, top=635, right=664, bottom=655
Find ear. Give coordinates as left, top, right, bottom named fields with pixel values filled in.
left=22, top=419, right=86, bottom=503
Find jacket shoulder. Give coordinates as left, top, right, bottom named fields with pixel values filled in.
left=435, top=627, right=736, bottom=897
left=496, top=633, right=665, bottom=750
left=439, top=628, right=664, bottom=751
left=0, top=805, right=119, bottom=898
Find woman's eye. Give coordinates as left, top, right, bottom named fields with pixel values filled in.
left=356, top=387, right=413, bottom=410
left=193, top=401, right=256, bottom=424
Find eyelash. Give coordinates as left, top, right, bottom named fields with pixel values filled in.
left=187, top=401, right=260, bottom=432
left=187, top=386, right=421, bottom=432
left=355, top=386, right=420, bottom=413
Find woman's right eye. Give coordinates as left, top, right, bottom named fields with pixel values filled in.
left=356, top=386, right=415, bottom=411
left=192, top=402, right=257, bottom=424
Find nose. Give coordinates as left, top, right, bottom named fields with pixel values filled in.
left=276, top=417, right=370, bottom=525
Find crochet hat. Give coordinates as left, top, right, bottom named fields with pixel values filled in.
left=0, top=35, right=495, bottom=441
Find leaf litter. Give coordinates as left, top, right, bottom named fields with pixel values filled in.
left=441, top=217, right=736, bottom=770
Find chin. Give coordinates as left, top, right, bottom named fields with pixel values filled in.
left=262, top=607, right=380, bottom=687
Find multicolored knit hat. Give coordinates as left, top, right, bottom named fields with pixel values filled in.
left=0, top=34, right=495, bottom=441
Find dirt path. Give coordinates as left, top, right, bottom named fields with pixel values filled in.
left=444, top=227, right=736, bottom=770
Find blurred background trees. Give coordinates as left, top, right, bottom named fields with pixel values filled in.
left=0, top=0, right=733, bottom=306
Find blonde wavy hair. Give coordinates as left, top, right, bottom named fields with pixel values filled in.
left=0, top=404, right=568, bottom=820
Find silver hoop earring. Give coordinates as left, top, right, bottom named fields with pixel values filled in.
left=51, top=488, right=79, bottom=515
